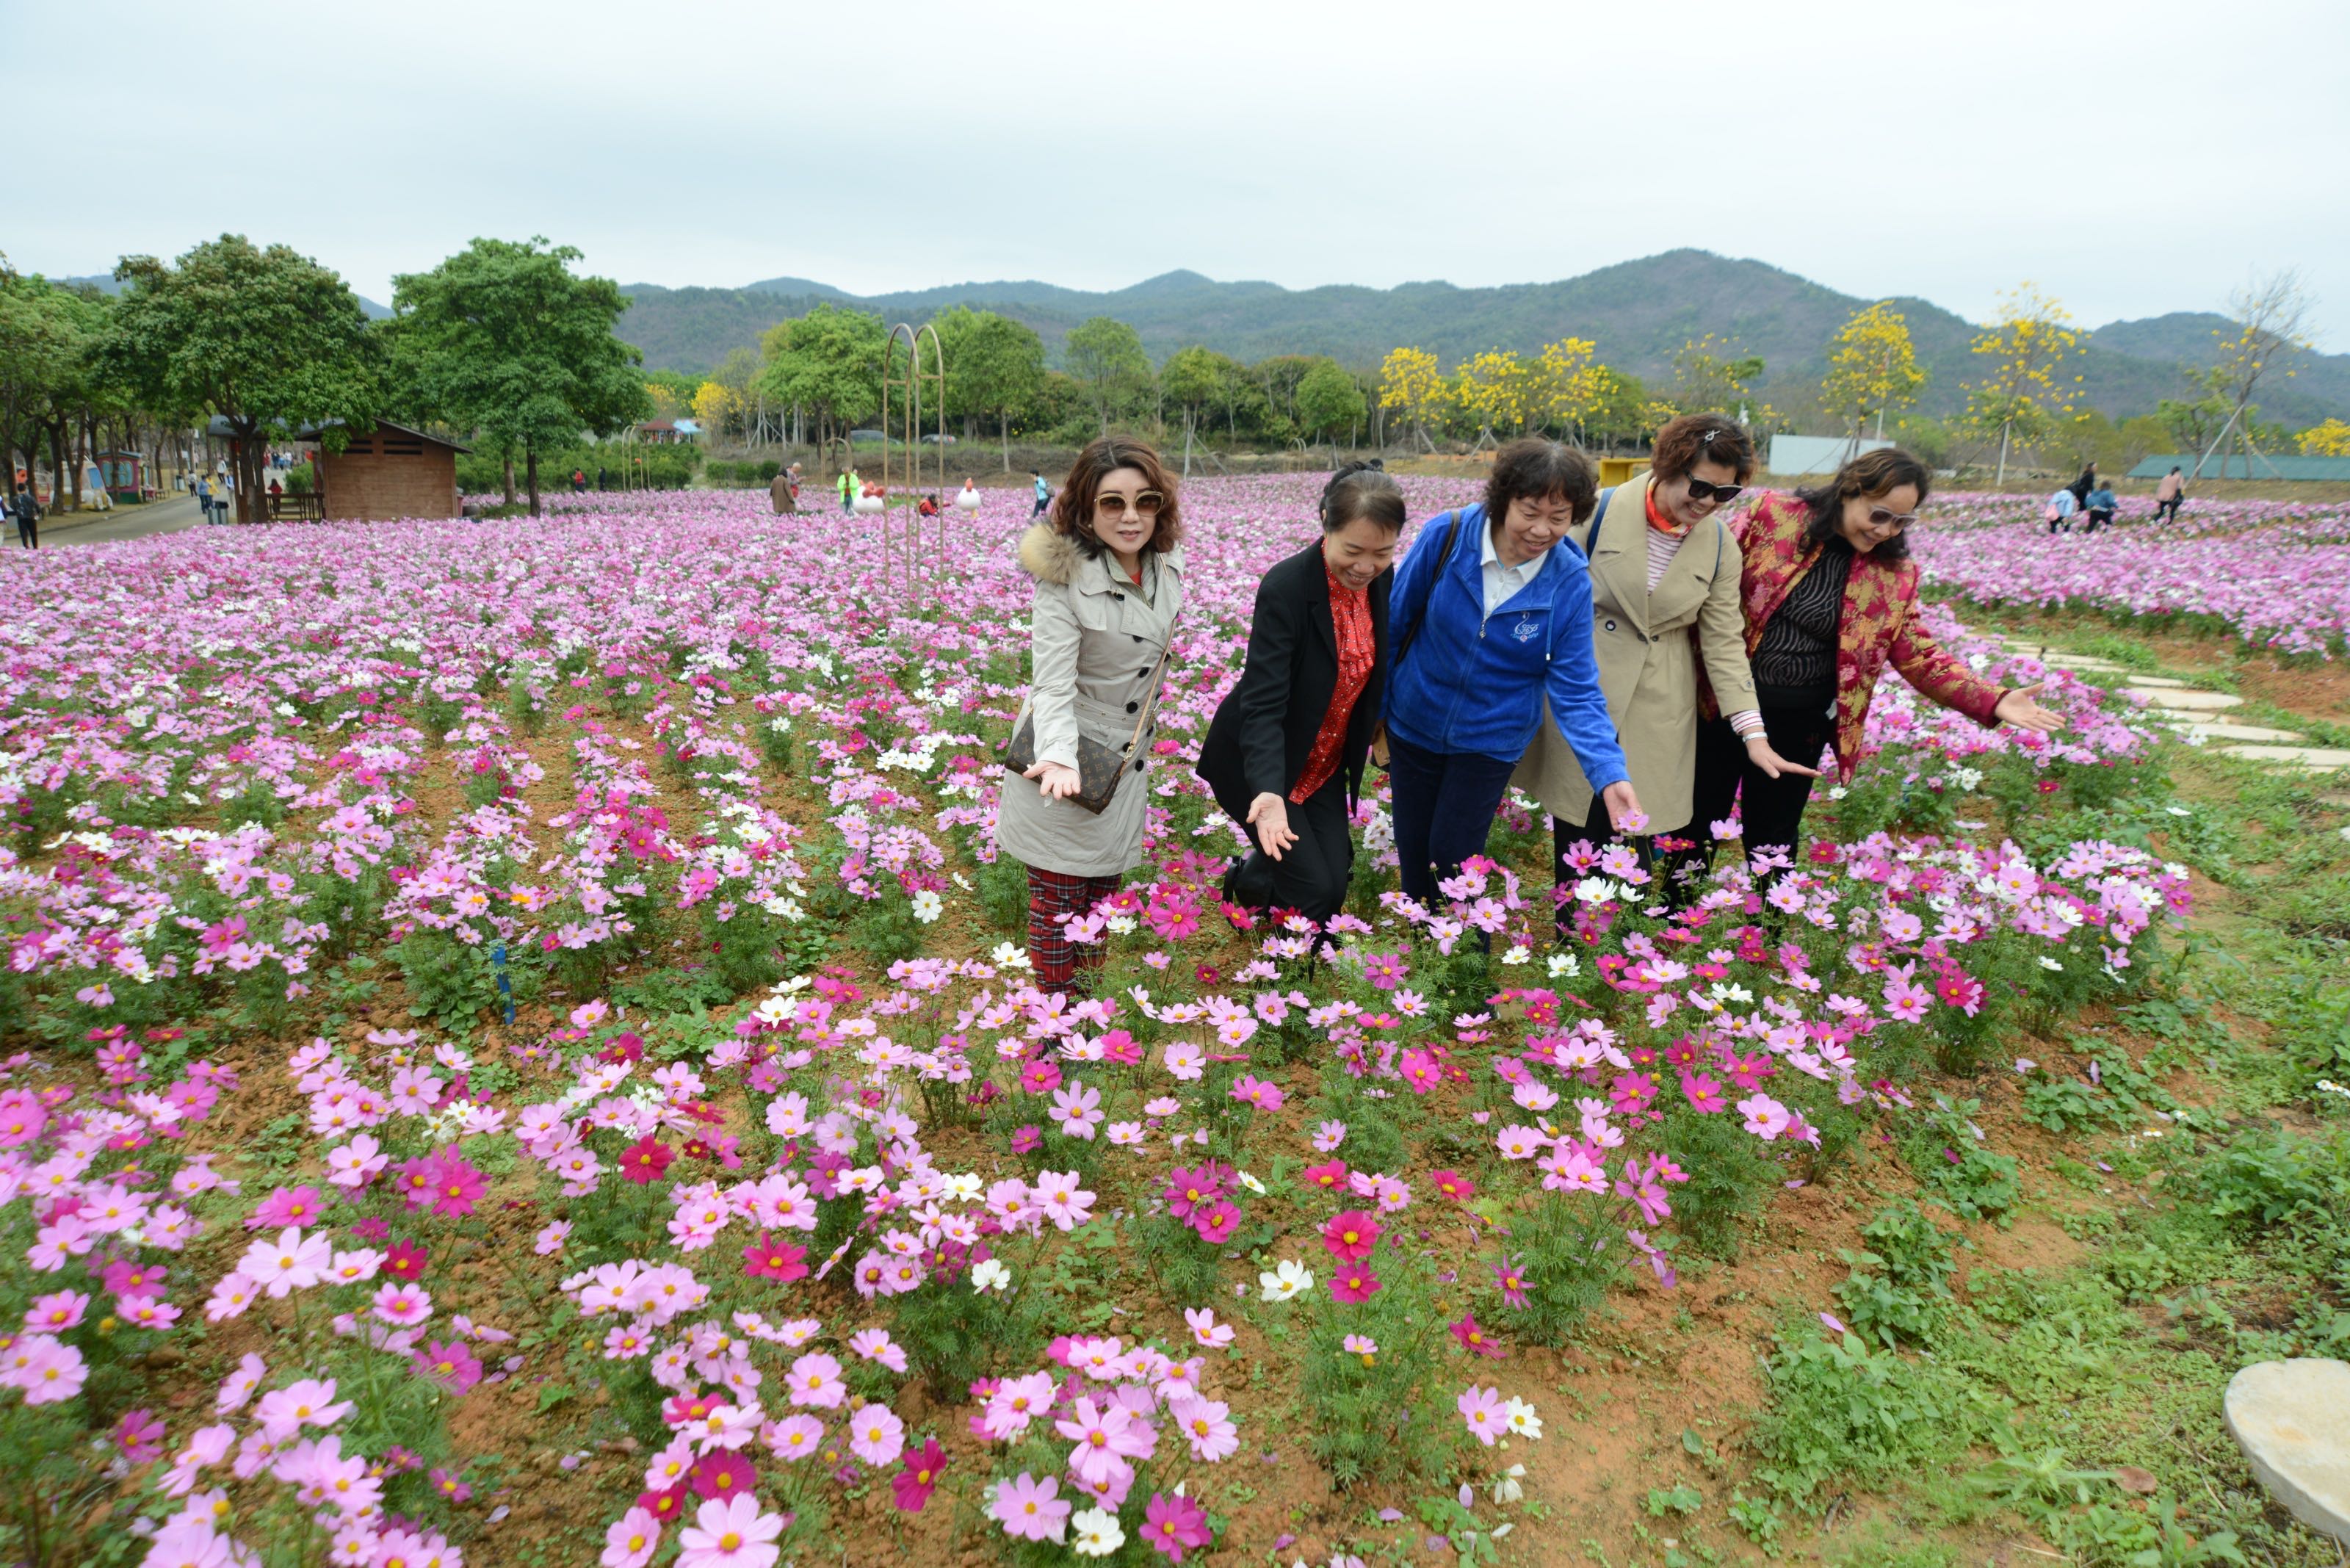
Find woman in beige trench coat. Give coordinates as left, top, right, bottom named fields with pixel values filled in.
left=994, top=437, right=1186, bottom=993
left=1514, top=413, right=1815, bottom=915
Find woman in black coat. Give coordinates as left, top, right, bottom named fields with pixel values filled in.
left=1196, top=464, right=1402, bottom=925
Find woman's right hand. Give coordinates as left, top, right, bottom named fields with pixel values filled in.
left=1246, top=792, right=1297, bottom=861
left=1025, top=761, right=1082, bottom=800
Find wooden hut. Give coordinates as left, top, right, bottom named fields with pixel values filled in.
left=308, top=422, right=469, bottom=521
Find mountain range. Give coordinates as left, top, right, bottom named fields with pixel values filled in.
left=612, top=250, right=2350, bottom=426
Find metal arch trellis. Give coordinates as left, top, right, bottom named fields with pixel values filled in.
left=878, top=322, right=947, bottom=601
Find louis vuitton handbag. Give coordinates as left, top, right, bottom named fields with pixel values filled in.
left=1002, top=643, right=1174, bottom=817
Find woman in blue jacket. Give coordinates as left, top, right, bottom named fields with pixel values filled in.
left=1382, top=439, right=1641, bottom=907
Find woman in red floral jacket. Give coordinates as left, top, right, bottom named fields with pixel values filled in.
left=1689, top=447, right=2061, bottom=872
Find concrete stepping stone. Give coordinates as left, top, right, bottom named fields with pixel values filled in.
left=2120, top=675, right=2189, bottom=688
left=2038, top=653, right=2129, bottom=672
left=2224, top=1359, right=2350, bottom=1546
left=2180, top=722, right=2307, bottom=743
left=2127, top=687, right=2244, bottom=710
left=2219, top=745, right=2350, bottom=770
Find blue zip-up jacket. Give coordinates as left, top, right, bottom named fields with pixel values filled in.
left=1382, top=503, right=1630, bottom=784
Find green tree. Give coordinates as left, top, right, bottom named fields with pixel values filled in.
left=1063, top=317, right=1150, bottom=436
left=1581, top=364, right=1649, bottom=449
left=0, top=275, right=114, bottom=509
left=1663, top=335, right=1766, bottom=423
left=756, top=303, right=887, bottom=473
left=106, top=235, right=381, bottom=522
left=930, top=306, right=1046, bottom=471
left=390, top=237, right=649, bottom=516
left=1295, top=358, right=1368, bottom=464
left=1159, top=345, right=1237, bottom=474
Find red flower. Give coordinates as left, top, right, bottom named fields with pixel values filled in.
left=892, top=1438, right=945, bottom=1513
left=1328, top=1268, right=1382, bottom=1304
left=1428, top=1168, right=1476, bottom=1204
left=742, top=1233, right=809, bottom=1284
left=620, top=1137, right=674, bottom=1185
left=688, top=1450, right=756, bottom=1500
left=1301, top=1159, right=1350, bottom=1195
left=1320, top=1210, right=1381, bottom=1262
left=637, top=1484, right=688, bottom=1523
left=1451, top=1312, right=1507, bottom=1359
left=383, top=1240, right=427, bottom=1282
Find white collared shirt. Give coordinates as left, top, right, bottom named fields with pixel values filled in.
left=1480, top=521, right=1549, bottom=619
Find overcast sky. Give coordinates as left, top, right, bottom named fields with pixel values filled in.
left=10, top=0, right=2346, bottom=342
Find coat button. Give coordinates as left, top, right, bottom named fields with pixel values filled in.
left=1138, top=669, right=1150, bottom=679
left=1603, top=619, right=1616, bottom=632
left=1132, top=634, right=1144, bottom=643
left=1124, top=701, right=1139, bottom=714
left=1132, top=759, right=1144, bottom=773
left=1113, top=593, right=1125, bottom=601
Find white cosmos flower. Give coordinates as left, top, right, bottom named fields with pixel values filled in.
left=1070, top=1506, right=1126, bottom=1556
left=1259, top=1260, right=1312, bottom=1303
left=969, top=1259, right=1010, bottom=1294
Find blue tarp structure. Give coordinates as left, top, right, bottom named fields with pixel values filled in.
left=2128, top=452, right=2350, bottom=480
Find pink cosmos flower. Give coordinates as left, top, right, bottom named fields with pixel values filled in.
left=847, top=1403, right=904, bottom=1467
left=676, top=1492, right=783, bottom=1568
left=784, top=1352, right=845, bottom=1409
left=1143, top=1491, right=1212, bottom=1561
left=1171, top=1395, right=1238, bottom=1462
left=25, top=1290, right=89, bottom=1332
left=765, top=1414, right=823, bottom=1462
left=1458, top=1384, right=1506, bottom=1445
left=412, top=1339, right=482, bottom=1395
left=1054, top=1395, right=1155, bottom=1486
left=1320, top=1210, right=1381, bottom=1262
left=990, top=1471, right=1070, bottom=1544
left=893, top=1437, right=945, bottom=1513
left=371, top=1283, right=433, bottom=1327
left=240, top=1227, right=331, bottom=1297
left=602, top=1505, right=662, bottom=1568
left=534, top=1220, right=572, bottom=1256
left=253, top=1378, right=351, bottom=1442
left=1328, top=1267, right=1382, bottom=1304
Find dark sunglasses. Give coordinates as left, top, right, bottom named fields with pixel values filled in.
left=1684, top=478, right=1743, bottom=505
left=1094, top=490, right=1165, bottom=519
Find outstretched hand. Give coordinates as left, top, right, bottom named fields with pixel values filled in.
left=1994, top=682, right=2064, bottom=734
left=1743, top=733, right=1823, bottom=781
left=1246, top=792, right=1298, bottom=861
left=1602, top=780, right=1646, bottom=834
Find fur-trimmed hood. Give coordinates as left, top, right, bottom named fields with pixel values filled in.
left=1017, top=522, right=1087, bottom=585
left=1016, top=523, right=1184, bottom=588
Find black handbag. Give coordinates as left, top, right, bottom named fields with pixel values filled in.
left=1003, top=643, right=1174, bottom=817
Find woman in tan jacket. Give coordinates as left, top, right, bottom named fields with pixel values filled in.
left=1515, top=413, right=1814, bottom=914
left=994, top=438, right=1185, bottom=993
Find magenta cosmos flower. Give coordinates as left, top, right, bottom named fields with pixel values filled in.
left=1143, top=1491, right=1212, bottom=1561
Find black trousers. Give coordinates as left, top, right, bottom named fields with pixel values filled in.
left=14, top=514, right=34, bottom=549
left=2155, top=495, right=2183, bottom=523
left=1688, top=702, right=1836, bottom=875
left=1229, top=773, right=1353, bottom=926
left=2082, top=507, right=2114, bottom=534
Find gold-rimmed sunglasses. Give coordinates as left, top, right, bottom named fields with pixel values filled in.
left=1093, top=490, right=1165, bottom=519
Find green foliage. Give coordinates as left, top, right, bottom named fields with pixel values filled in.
left=1834, top=1202, right=1957, bottom=1349
left=1063, top=316, right=1152, bottom=433
left=756, top=303, right=886, bottom=452
left=1749, top=1326, right=1982, bottom=1506
left=2197, top=1125, right=2349, bottom=1235
left=390, top=236, right=651, bottom=513
left=1500, top=1191, right=1623, bottom=1344
left=1663, top=1104, right=1780, bottom=1260
left=1297, top=1240, right=1452, bottom=1486
left=1902, top=1098, right=2020, bottom=1221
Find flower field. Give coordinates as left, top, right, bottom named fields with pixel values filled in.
left=1907, top=494, right=2350, bottom=657
left=0, top=476, right=2265, bottom=1568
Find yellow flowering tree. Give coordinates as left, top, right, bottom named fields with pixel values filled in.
left=1821, top=302, right=1926, bottom=447
left=1963, top=283, right=2082, bottom=483
left=1378, top=346, right=1445, bottom=452
left=691, top=379, right=745, bottom=443
left=1456, top=350, right=1541, bottom=444
left=1535, top=337, right=1602, bottom=435
left=2297, top=418, right=2350, bottom=458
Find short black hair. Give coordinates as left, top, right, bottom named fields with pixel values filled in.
left=1484, top=438, right=1597, bottom=527
left=1320, top=460, right=1406, bottom=534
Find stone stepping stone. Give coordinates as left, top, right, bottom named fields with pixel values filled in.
left=2127, top=687, right=2244, bottom=710
left=2224, top=1359, right=2350, bottom=1546
left=2219, top=745, right=2350, bottom=770
left=2038, top=653, right=2130, bottom=671
left=2121, top=675, right=2189, bottom=688
left=2180, top=721, right=2307, bottom=743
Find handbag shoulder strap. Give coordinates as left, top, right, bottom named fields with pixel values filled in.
left=1585, top=485, right=1615, bottom=557
left=1393, top=508, right=1467, bottom=672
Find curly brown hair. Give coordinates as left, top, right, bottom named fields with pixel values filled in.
left=1049, top=437, right=1184, bottom=557
left=1650, top=412, right=1756, bottom=483
left=1795, top=447, right=1931, bottom=564
left=1483, top=438, right=1598, bottom=527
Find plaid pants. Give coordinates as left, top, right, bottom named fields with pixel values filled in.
left=1026, top=867, right=1118, bottom=992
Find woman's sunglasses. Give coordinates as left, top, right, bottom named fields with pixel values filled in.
left=1094, top=490, right=1165, bottom=519
left=1684, top=478, right=1743, bottom=505
left=1865, top=505, right=1918, bottom=534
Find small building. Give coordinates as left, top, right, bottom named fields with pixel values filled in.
left=636, top=419, right=698, bottom=445
left=306, top=422, right=468, bottom=521
left=94, top=450, right=148, bottom=502
left=2127, top=452, right=2350, bottom=483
